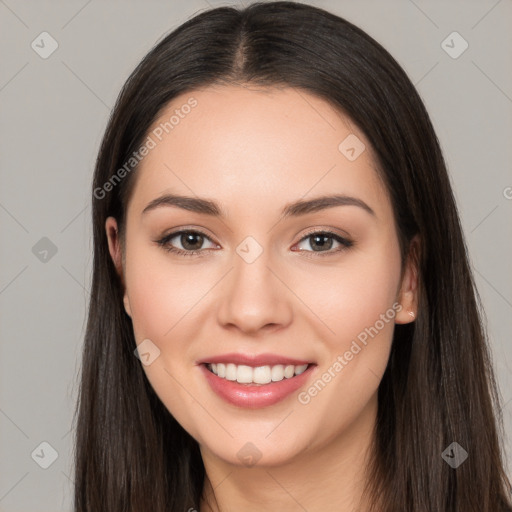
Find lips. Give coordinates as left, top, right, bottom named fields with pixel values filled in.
left=196, top=352, right=312, bottom=367
left=197, top=352, right=316, bottom=408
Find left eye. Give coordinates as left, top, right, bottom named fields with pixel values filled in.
left=156, top=229, right=353, bottom=256
left=294, top=231, right=353, bottom=254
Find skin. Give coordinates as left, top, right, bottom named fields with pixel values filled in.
left=106, top=85, right=419, bottom=511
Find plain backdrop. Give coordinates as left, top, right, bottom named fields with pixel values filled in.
left=0, top=1, right=511, bottom=510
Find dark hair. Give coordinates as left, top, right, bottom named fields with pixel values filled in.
left=74, top=2, right=512, bottom=511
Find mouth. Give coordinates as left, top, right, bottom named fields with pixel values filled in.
left=198, top=355, right=317, bottom=408
left=205, top=361, right=310, bottom=385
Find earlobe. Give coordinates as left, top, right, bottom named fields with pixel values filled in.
left=123, top=293, right=132, bottom=318
left=395, top=235, right=420, bottom=324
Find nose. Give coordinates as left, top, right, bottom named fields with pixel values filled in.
left=216, top=245, right=293, bottom=336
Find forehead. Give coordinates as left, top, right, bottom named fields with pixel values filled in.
left=128, top=85, right=389, bottom=219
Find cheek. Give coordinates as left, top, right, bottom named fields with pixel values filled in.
left=296, top=238, right=402, bottom=417
left=292, top=256, right=400, bottom=440
left=124, top=244, right=204, bottom=341
left=302, top=241, right=402, bottom=344
left=124, top=246, right=211, bottom=439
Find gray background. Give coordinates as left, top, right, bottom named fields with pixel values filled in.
left=0, top=0, right=511, bottom=510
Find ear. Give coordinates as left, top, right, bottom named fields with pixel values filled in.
left=395, top=235, right=420, bottom=324
left=105, top=216, right=132, bottom=318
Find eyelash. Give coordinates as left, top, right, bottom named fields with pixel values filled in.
left=155, top=228, right=354, bottom=258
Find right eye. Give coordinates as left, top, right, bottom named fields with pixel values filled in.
left=155, top=230, right=218, bottom=256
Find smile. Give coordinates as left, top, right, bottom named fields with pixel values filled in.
left=207, top=362, right=309, bottom=384
left=198, top=355, right=317, bottom=408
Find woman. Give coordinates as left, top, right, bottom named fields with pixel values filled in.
left=74, top=2, right=512, bottom=511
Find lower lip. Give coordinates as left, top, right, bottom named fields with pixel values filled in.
left=200, top=364, right=316, bottom=408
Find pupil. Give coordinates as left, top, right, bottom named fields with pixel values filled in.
left=182, top=233, right=202, bottom=250
left=311, top=234, right=332, bottom=251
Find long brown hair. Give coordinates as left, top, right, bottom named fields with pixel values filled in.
left=74, top=2, right=512, bottom=510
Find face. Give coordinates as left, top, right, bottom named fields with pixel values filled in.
left=106, top=85, right=417, bottom=468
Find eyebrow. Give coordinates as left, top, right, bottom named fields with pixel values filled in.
left=141, top=193, right=376, bottom=219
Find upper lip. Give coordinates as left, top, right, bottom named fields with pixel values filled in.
left=196, top=352, right=314, bottom=367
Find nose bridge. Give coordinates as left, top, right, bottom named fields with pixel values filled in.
left=216, top=236, right=292, bottom=333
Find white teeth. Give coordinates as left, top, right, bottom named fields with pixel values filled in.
left=236, top=365, right=253, bottom=384
left=284, top=365, right=295, bottom=378
left=253, top=366, right=272, bottom=384
left=225, top=363, right=237, bottom=381
left=294, top=364, right=308, bottom=375
left=216, top=363, right=226, bottom=378
left=208, top=362, right=310, bottom=384
left=271, top=364, right=284, bottom=381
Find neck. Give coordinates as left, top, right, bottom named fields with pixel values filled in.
left=199, top=393, right=379, bottom=512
